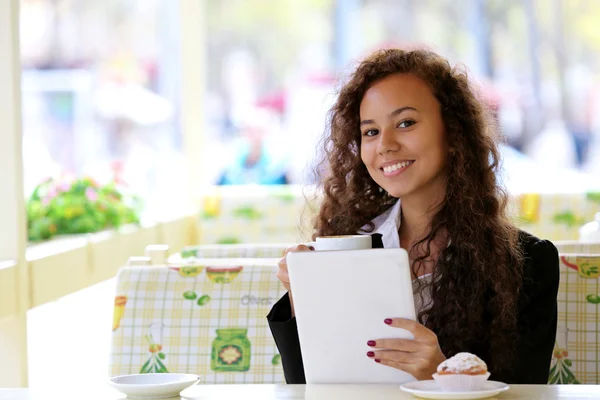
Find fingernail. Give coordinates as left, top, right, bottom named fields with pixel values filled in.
left=374, top=359, right=381, bottom=363
left=367, top=351, right=375, bottom=358
left=367, top=340, right=376, bottom=347
left=384, top=318, right=393, bottom=325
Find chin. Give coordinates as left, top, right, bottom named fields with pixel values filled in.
left=379, top=184, right=413, bottom=199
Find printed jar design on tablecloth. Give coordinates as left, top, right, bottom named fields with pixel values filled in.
left=211, top=328, right=251, bottom=372
left=206, top=266, right=243, bottom=283
left=112, top=295, right=127, bottom=331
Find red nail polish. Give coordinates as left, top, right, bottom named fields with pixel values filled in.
left=367, top=340, right=376, bottom=347
left=375, top=359, right=381, bottom=363
left=367, top=351, right=375, bottom=357
left=384, top=318, right=393, bottom=325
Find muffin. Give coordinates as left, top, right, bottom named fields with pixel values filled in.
left=432, top=352, right=491, bottom=391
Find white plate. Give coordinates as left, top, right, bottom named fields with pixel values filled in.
left=400, top=380, right=509, bottom=399
left=108, top=373, right=200, bottom=399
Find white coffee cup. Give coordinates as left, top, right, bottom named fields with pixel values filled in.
left=305, top=235, right=372, bottom=251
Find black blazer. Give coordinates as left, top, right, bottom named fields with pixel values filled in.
left=267, top=231, right=559, bottom=384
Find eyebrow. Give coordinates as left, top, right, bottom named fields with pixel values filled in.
left=359, top=106, right=418, bottom=126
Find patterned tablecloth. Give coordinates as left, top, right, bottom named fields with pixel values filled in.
left=198, top=186, right=600, bottom=244
left=110, top=260, right=286, bottom=384
left=110, top=250, right=600, bottom=385
left=553, top=254, right=600, bottom=384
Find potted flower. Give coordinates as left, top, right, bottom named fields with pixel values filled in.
left=27, top=176, right=142, bottom=242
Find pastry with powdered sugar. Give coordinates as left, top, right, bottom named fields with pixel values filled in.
left=433, top=352, right=491, bottom=391
left=437, top=352, right=488, bottom=375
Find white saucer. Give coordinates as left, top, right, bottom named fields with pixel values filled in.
left=400, top=380, right=509, bottom=399
left=108, top=373, right=200, bottom=399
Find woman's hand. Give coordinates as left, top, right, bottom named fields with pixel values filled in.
left=276, top=244, right=314, bottom=316
left=367, top=318, right=446, bottom=380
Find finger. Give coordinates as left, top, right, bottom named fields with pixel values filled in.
left=279, top=247, right=293, bottom=267
left=294, top=244, right=314, bottom=252
left=368, top=338, right=420, bottom=352
left=278, top=244, right=314, bottom=291
left=277, top=257, right=288, bottom=270
left=367, top=349, right=414, bottom=364
left=275, top=268, right=289, bottom=283
left=384, top=318, right=433, bottom=339
left=281, top=244, right=313, bottom=262
left=279, top=244, right=314, bottom=267
left=275, top=269, right=290, bottom=290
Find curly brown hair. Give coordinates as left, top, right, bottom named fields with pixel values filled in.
left=314, top=48, right=524, bottom=374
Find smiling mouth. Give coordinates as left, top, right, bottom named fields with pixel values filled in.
left=381, top=160, right=415, bottom=175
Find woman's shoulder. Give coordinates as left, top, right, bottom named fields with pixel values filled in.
left=517, top=230, right=559, bottom=262
left=516, top=230, right=559, bottom=286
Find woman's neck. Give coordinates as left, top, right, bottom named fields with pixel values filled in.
left=399, top=184, right=446, bottom=241
left=400, top=194, right=445, bottom=278
left=399, top=202, right=433, bottom=242
left=398, top=178, right=448, bottom=268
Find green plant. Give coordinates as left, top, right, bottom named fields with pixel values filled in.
left=586, top=192, right=600, bottom=203
left=26, top=176, right=142, bottom=241
left=552, top=211, right=586, bottom=228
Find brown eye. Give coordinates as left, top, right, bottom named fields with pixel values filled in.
left=397, top=120, right=415, bottom=129
left=363, top=129, right=379, bottom=137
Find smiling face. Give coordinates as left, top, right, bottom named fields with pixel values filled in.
left=359, top=73, right=450, bottom=200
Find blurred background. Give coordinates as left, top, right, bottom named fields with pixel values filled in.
left=20, top=0, right=600, bottom=216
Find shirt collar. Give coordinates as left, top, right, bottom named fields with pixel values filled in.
left=359, top=199, right=402, bottom=249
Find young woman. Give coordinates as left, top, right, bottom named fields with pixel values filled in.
left=267, top=48, right=559, bottom=384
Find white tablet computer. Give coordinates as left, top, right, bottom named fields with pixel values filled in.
left=287, top=248, right=417, bottom=384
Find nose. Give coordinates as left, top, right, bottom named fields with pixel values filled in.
left=376, top=127, right=400, bottom=155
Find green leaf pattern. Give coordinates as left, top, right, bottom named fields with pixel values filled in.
left=548, top=346, right=580, bottom=384
left=140, top=334, right=169, bottom=374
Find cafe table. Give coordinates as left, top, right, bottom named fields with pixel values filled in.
left=1, top=384, right=600, bottom=400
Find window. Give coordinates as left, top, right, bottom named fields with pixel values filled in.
left=20, top=0, right=186, bottom=224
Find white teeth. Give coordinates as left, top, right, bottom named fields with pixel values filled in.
left=383, top=161, right=413, bottom=173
